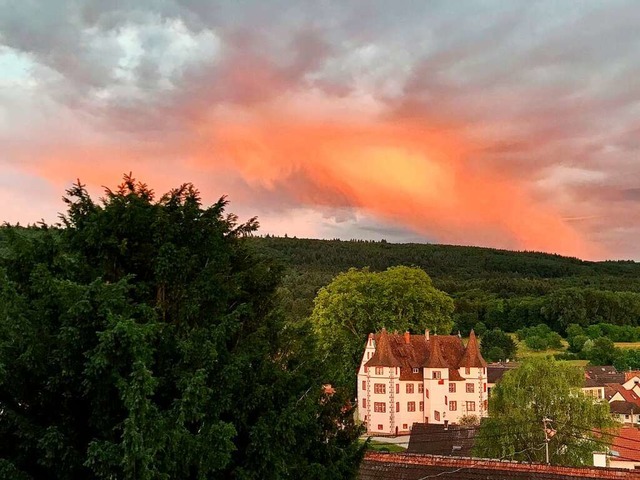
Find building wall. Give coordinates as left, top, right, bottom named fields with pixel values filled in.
left=357, top=342, right=488, bottom=434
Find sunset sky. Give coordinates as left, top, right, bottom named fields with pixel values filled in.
left=1, top=1, right=639, bottom=260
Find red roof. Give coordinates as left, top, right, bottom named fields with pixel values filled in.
left=610, top=427, right=640, bottom=463
left=460, top=330, right=488, bottom=368
left=359, top=452, right=640, bottom=479
left=365, top=329, right=403, bottom=368
left=606, top=384, right=640, bottom=405
left=364, top=330, right=473, bottom=373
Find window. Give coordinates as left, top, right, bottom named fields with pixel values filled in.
left=396, top=384, right=399, bottom=394
left=466, top=401, right=476, bottom=412
left=374, top=402, right=386, bottom=413
left=425, top=388, right=429, bottom=399
left=378, top=424, right=383, bottom=430
left=449, top=383, right=456, bottom=393
left=445, top=396, right=448, bottom=405
left=449, top=401, right=457, bottom=411
left=362, top=380, right=366, bottom=391
left=466, top=383, right=474, bottom=393
left=396, top=402, right=400, bottom=412
left=434, top=411, right=440, bottom=421
left=362, top=399, right=366, bottom=408
left=407, top=402, right=416, bottom=412
left=406, top=383, right=414, bottom=394
left=375, top=367, right=384, bottom=375
left=419, top=401, right=424, bottom=411
left=465, top=367, right=470, bottom=375
left=484, top=383, right=487, bottom=392
left=364, top=366, right=368, bottom=373
left=413, top=367, right=420, bottom=373
left=432, top=371, right=441, bottom=380
left=418, top=383, right=424, bottom=393
left=374, top=383, right=386, bottom=394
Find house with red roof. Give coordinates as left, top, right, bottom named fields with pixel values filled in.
left=357, top=329, right=488, bottom=435
left=594, top=427, right=640, bottom=470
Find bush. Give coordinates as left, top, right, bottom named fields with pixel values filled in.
left=524, top=336, right=548, bottom=351
left=486, top=347, right=506, bottom=362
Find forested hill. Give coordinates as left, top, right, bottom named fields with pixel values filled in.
left=249, top=236, right=640, bottom=334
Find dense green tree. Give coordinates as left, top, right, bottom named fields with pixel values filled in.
left=541, top=289, right=588, bottom=331
left=473, top=321, right=488, bottom=337
left=311, top=266, right=454, bottom=387
left=583, top=337, right=616, bottom=366
left=568, top=334, right=589, bottom=353
left=480, top=329, right=517, bottom=361
left=613, top=348, right=640, bottom=371
left=0, top=177, right=363, bottom=479
left=524, top=336, right=548, bottom=351
left=474, top=357, right=614, bottom=466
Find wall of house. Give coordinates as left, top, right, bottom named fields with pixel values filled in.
left=609, top=459, right=640, bottom=470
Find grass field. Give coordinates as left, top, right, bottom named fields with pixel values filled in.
left=615, top=342, right=640, bottom=349
left=365, top=440, right=407, bottom=453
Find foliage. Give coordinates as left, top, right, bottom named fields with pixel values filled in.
left=582, top=337, right=616, bottom=366
left=249, top=237, right=640, bottom=336
left=517, top=324, right=564, bottom=351
left=458, top=415, right=480, bottom=427
left=480, top=329, right=517, bottom=362
left=474, top=357, right=615, bottom=466
left=613, top=349, right=640, bottom=371
left=0, top=177, right=364, bottom=479
left=310, top=266, right=454, bottom=387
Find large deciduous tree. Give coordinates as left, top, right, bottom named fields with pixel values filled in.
left=0, top=176, right=363, bottom=480
left=474, top=357, right=614, bottom=466
left=311, top=266, right=454, bottom=388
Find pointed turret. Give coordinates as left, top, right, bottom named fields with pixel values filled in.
left=365, top=328, right=402, bottom=367
left=424, top=335, right=450, bottom=368
left=459, top=330, right=487, bottom=368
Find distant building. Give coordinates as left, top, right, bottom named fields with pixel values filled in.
left=584, top=366, right=625, bottom=400
left=593, top=427, right=640, bottom=470
left=357, top=329, right=488, bottom=435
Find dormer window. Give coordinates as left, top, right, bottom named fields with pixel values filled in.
left=412, top=368, right=420, bottom=373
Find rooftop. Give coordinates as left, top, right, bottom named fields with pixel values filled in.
left=359, top=452, right=640, bottom=480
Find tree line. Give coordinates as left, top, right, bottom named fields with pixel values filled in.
left=251, top=237, right=640, bottom=336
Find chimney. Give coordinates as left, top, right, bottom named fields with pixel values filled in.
left=444, top=420, right=449, bottom=430
left=404, top=331, right=411, bottom=344
left=425, top=329, right=430, bottom=341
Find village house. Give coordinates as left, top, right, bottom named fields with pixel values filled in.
left=593, top=427, right=640, bottom=470
left=357, top=329, right=488, bottom=435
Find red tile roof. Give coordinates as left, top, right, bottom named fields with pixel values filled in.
left=424, top=335, right=450, bottom=368
left=606, top=384, right=640, bottom=405
left=460, top=330, right=487, bottom=368
left=366, top=329, right=403, bottom=368
left=359, top=452, right=640, bottom=479
left=364, top=330, right=475, bottom=372
left=610, top=427, right=640, bottom=463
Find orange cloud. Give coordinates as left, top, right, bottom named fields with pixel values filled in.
left=194, top=106, right=601, bottom=259
left=22, top=96, right=601, bottom=260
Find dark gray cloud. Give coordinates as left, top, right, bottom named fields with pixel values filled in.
left=1, top=0, right=640, bottom=258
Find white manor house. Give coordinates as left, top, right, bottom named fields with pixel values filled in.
left=357, top=328, right=488, bottom=435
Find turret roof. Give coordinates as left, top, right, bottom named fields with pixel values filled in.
left=365, top=328, right=403, bottom=367
left=423, top=336, right=450, bottom=368
left=459, top=330, right=487, bottom=368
